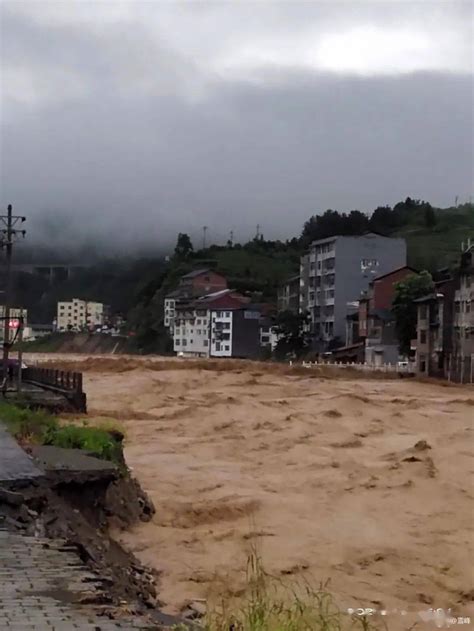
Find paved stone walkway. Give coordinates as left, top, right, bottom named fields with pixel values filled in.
left=0, top=425, right=43, bottom=485
left=0, top=424, right=161, bottom=629
left=0, top=529, right=156, bottom=630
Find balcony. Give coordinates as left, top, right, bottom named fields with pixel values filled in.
left=367, top=328, right=382, bottom=342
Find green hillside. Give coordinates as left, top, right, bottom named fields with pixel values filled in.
left=397, top=205, right=474, bottom=270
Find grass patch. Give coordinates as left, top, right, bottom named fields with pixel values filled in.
left=188, top=549, right=382, bottom=631
left=43, top=424, right=123, bottom=463
left=0, top=401, right=123, bottom=464
left=0, top=401, right=57, bottom=443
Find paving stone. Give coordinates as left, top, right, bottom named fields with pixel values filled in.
left=0, top=425, right=43, bottom=483
left=0, top=529, right=158, bottom=630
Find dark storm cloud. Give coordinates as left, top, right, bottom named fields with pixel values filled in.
left=0, top=2, right=472, bottom=253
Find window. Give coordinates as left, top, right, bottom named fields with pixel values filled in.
left=216, top=342, right=221, bottom=351
left=190, top=339, right=193, bottom=344
left=222, top=333, right=230, bottom=340
left=467, top=302, right=471, bottom=313
left=197, top=319, right=201, bottom=325
left=420, top=330, right=427, bottom=344
left=225, top=311, right=230, bottom=317
left=225, top=345, right=230, bottom=351
left=182, top=339, right=187, bottom=346
left=361, top=258, right=379, bottom=267
left=175, top=339, right=180, bottom=346
left=204, top=340, right=208, bottom=346
left=197, top=329, right=201, bottom=335
left=455, top=301, right=461, bottom=313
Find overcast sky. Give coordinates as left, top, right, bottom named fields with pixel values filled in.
left=1, top=1, right=473, bottom=252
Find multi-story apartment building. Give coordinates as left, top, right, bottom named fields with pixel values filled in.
left=453, top=243, right=473, bottom=360
left=173, top=290, right=246, bottom=358
left=164, top=269, right=227, bottom=332
left=415, top=278, right=456, bottom=378
left=299, top=254, right=310, bottom=318
left=359, top=266, right=417, bottom=365
left=414, top=242, right=473, bottom=382
left=173, top=290, right=270, bottom=359
left=300, top=233, right=406, bottom=348
left=56, top=299, right=109, bottom=332
left=277, top=275, right=300, bottom=313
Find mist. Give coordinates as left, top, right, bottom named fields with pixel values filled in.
left=1, top=2, right=472, bottom=258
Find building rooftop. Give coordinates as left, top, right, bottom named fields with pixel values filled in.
left=368, top=308, right=394, bottom=321
left=181, top=268, right=211, bottom=279
left=309, top=231, right=404, bottom=247
left=372, top=265, right=418, bottom=282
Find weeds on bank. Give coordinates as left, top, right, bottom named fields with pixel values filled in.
left=0, top=400, right=56, bottom=442
left=176, top=548, right=382, bottom=631
left=0, top=401, right=123, bottom=463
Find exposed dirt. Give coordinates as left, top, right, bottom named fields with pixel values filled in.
left=26, top=353, right=474, bottom=629
left=1, top=472, right=158, bottom=609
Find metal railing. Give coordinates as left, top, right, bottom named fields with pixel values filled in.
left=22, top=366, right=87, bottom=412
left=289, top=360, right=416, bottom=375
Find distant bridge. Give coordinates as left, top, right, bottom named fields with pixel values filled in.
left=10, top=263, right=92, bottom=282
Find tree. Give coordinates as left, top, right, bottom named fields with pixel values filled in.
left=274, top=310, right=310, bottom=359
left=174, top=233, right=193, bottom=259
left=392, top=271, right=434, bottom=355
left=424, top=205, right=437, bottom=227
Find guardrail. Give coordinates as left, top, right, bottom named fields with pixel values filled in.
left=290, top=360, right=416, bottom=375
left=22, top=367, right=87, bottom=412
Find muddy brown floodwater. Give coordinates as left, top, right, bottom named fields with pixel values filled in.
left=29, top=354, right=474, bottom=628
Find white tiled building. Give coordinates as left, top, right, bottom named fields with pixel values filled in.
left=173, top=290, right=270, bottom=359
left=209, top=309, right=233, bottom=357
left=57, top=299, right=108, bottom=332
left=173, top=305, right=210, bottom=357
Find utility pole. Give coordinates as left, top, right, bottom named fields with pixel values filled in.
left=1, top=204, right=26, bottom=393
left=229, top=230, right=234, bottom=247
left=202, top=226, right=208, bottom=250
left=255, top=224, right=260, bottom=240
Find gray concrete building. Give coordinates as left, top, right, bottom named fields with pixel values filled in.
left=277, top=274, right=300, bottom=313
left=301, top=233, right=406, bottom=348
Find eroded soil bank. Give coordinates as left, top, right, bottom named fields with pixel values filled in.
left=0, top=442, right=182, bottom=628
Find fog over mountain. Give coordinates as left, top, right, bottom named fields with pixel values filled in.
left=1, top=1, right=472, bottom=255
